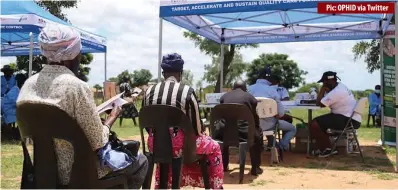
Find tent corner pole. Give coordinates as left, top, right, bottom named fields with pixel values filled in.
left=380, top=37, right=385, bottom=146
left=394, top=1, right=398, bottom=172
left=158, top=19, right=163, bottom=83
left=219, top=28, right=225, bottom=93
left=104, top=52, right=107, bottom=99
left=28, top=32, right=33, bottom=78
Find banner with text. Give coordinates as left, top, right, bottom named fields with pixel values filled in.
left=383, top=30, right=397, bottom=145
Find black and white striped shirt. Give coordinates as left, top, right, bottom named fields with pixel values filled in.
left=142, top=76, right=202, bottom=135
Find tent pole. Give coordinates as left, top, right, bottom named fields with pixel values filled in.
left=219, top=28, right=225, bottom=93
left=394, top=1, right=398, bottom=172
left=105, top=52, right=107, bottom=82
left=380, top=37, right=385, bottom=146
left=28, top=32, right=33, bottom=78
left=158, top=19, right=163, bottom=82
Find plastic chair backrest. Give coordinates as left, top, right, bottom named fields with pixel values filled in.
left=139, top=105, right=197, bottom=164
left=354, top=97, right=368, bottom=115
left=16, top=102, right=98, bottom=188
left=255, top=97, right=278, bottom=119
left=210, top=103, right=256, bottom=147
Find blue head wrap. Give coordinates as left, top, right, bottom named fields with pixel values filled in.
left=161, top=53, right=184, bottom=72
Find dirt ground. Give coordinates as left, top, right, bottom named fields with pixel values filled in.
left=125, top=136, right=398, bottom=189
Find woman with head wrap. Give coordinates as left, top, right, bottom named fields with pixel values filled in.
left=17, top=24, right=148, bottom=188
left=142, top=53, right=224, bottom=189
left=118, top=78, right=139, bottom=126
left=1, top=65, right=16, bottom=97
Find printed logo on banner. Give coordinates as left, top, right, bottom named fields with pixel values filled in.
left=170, top=0, right=187, bottom=4
left=358, top=22, right=372, bottom=29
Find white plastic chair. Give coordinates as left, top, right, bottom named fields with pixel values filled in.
left=330, top=97, right=367, bottom=161
left=255, top=97, right=282, bottom=164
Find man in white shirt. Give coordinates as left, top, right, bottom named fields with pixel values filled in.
left=248, top=68, right=296, bottom=151
left=310, top=71, right=361, bottom=157
left=270, top=74, right=290, bottom=101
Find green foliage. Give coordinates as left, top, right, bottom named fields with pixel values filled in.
left=108, top=77, right=118, bottom=83
left=35, top=0, right=78, bottom=22
left=352, top=39, right=380, bottom=73
left=183, top=31, right=258, bottom=92
left=246, top=53, right=307, bottom=89
left=203, top=53, right=247, bottom=87
left=296, top=83, right=321, bottom=93
left=182, top=70, right=194, bottom=86
left=93, top=84, right=103, bottom=90
left=114, top=70, right=134, bottom=85
left=353, top=89, right=373, bottom=99
left=132, top=69, right=153, bottom=87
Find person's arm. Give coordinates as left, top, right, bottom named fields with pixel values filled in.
left=188, top=90, right=203, bottom=135
left=74, top=83, right=112, bottom=151
left=319, top=88, right=339, bottom=108
left=281, top=88, right=290, bottom=101
left=249, top=96, right=260, bottom=129
left=274, top=91, right=285, bottom=118
left=316, top=86, right=328, bottom=107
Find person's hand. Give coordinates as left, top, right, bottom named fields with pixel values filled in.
left=109, top=105, right=122, bottom=118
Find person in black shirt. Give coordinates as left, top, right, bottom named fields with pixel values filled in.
left=215, top=80, right=263, bottom=176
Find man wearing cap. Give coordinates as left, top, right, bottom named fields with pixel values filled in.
left=142, top=53, right=224, bottom=189
left=17, top=24, right=148, bottom=188
left=1, top=65, right=16, bottom=97
left=310, top=71, right=361, bottom=157
left=248, top=67, right=296, bottom=151
left=215, top=80, right=263, bottom=176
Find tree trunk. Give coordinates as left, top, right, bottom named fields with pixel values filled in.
left=214, top=44, right=236, bottom=93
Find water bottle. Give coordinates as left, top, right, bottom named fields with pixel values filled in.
left=347, top=132, right=354, bottom=153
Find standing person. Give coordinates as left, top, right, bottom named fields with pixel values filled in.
left=17, top=24, right=148, bottom=188
left=214, top=80, right=263, bottom=176
left=1, top=65, right=16, bottom=97
left=119, top=78, right=139, bottom=126
left=368, top=85, right=381, bottom=127
left=309, top=71, right=361, bottom=157
left=248, top=68, right=296, bottom=151
left=143, top=53, right=224, bottom=189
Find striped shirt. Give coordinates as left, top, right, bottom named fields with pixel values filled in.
left=142, top=76, right=202, bottom=135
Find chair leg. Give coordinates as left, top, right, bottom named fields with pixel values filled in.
left=159, top=163, right=169, bottom=189
left=171, top=158, right=182, bottom=189
left=199, top=157, right=210, bottom=190
left=238, top=143, right=248, bottom=184
left=277, top=130, right=283, bottom=162
left=352, top=131, right=365, bottom=162
left=142, top=153, right=154, bottom=189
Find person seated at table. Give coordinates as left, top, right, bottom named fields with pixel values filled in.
left=368, top=85, right=381, bottom=127
left=17, top=24, right=148, bottom=188
left=310, top=71, right=361, bottom=157
left=248, top=67, right=296, bottom=151
left=214, top=80, right=263, bottom=176
left=142, top=53, right=224, bottom=189
left=270, top=74, right=293, bottom=124
left=119, top=78, right=139, bottom=127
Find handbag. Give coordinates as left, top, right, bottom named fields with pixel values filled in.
left=108, top=131, right=140, bottom=158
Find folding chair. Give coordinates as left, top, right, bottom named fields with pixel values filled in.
left=330, top=97, right=368, bottom=162
left=255, top=97, right=283, bottom=164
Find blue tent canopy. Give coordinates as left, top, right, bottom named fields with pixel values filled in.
left=1, top=0, right=107, bottom=56
left=159, top=0, right=394, bottom=44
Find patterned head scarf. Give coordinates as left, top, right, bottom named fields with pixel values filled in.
left=161, top=53, right=184, bottom=72
left=38, top=24, right=82, bottom=63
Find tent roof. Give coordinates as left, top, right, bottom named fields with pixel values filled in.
left=159, top=0, right=394, bottom=44
left=1, top=0, right=107, bottom=56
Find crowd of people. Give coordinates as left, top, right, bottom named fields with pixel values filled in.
left=2, top=23, right=379, bottom=189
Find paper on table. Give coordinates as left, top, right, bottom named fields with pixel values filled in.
left=97, top=93, right=128, bottom=114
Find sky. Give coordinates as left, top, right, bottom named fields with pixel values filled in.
left=0, top=0, right=382, bottom=91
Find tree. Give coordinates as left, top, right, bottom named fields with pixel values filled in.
left=93, top=84, right=103, bottom=91
left=203, top=53, right=247, bottom=87
left=352, top=15, right=394, bottom=73
left=132, top=69, right=152, bottom=87
left=182, top=70, right=194, bottom=86
left=183, top=32, right=258, bottom=92
left=246, top=53, right=307, bottom=89
left=15, top=1, right=93, bottom=82
left=108, top=77, right=118, bottom=83
left=113, top=70, right=133, bottom=85
left=296, top=82, right=321, bottom=93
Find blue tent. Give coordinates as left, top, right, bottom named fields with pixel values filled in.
left=159, top=0, right=397, bottom=169
left=1, top=0, right=107, bottom=56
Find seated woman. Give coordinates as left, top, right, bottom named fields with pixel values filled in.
left=119, top=78, right=139, bottom=126
left=142, top=53, right=224, bottom=189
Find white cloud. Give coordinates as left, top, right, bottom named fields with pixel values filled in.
left=1, top=0, right=381, bottom=90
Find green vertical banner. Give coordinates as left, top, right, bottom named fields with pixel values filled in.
left=383, top=32, right=397, bottom=145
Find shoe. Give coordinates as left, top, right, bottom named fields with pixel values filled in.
left=311, top=149, right=322, bottom=156
left=250, top=167, right=263, bottom=176
left=318, top=148, right=338, bottom=158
